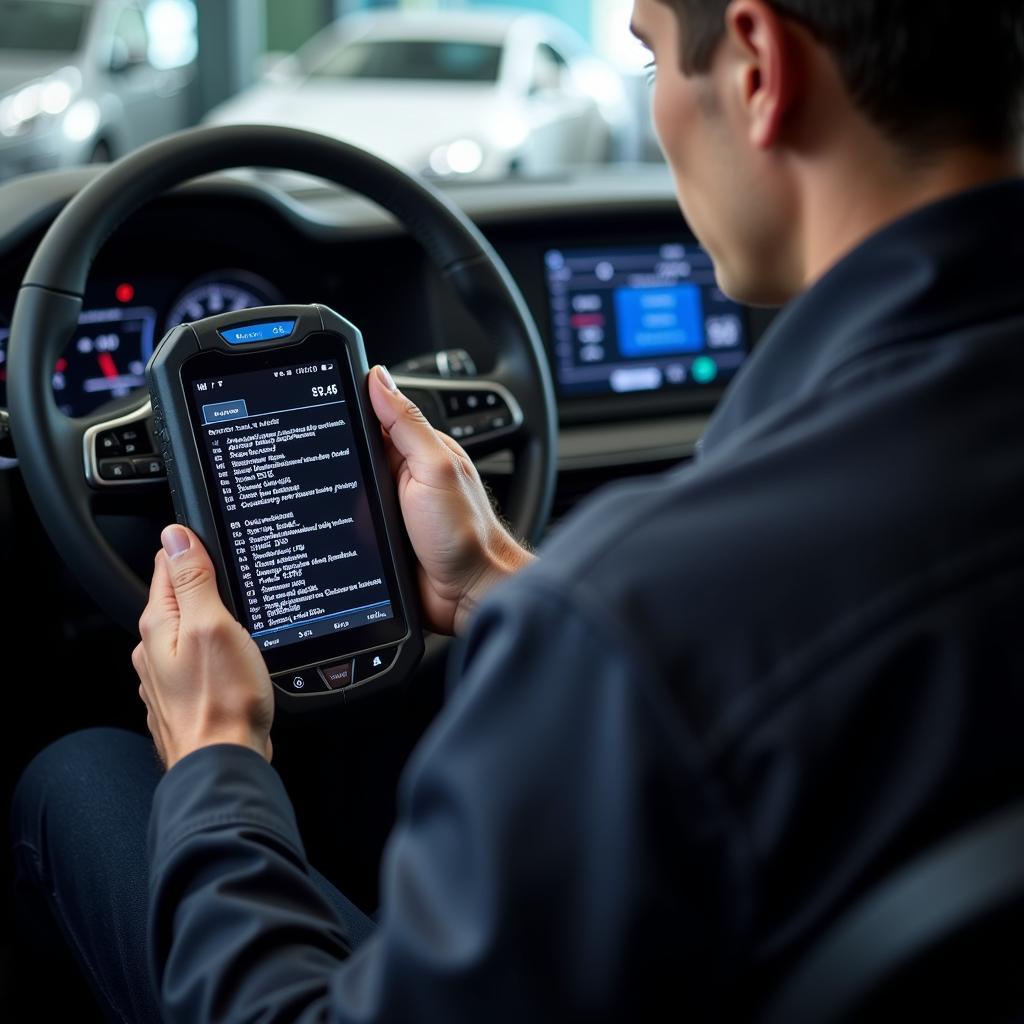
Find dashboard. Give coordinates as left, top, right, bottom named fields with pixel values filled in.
left=0, top=165, right=775, bottom=469
left=0, top=270, right=282, bottom=417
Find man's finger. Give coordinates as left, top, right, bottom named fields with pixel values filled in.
left=160, top=525, right=227, bottom=626
left=140, top=549, right=180, bottom=645
left=368, top=365, right=447, bottom=467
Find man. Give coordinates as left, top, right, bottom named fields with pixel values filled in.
left=13, top=0, right=1024, bottom=1020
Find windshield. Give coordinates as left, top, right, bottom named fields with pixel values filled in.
left=0, top=0, right=89, bottom=52
left=0, top=3, right=662, bottom=183
left=309, top=40, right=503, bottom=83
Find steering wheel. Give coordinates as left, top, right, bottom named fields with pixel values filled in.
left=7, top=125, right=557, bottom=633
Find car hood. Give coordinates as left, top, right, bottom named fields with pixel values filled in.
left=205, top=80, right=512, bottom=167
left=0, top=53, right=72, bottom=94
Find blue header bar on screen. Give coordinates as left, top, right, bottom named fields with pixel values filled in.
left=219, top=320, right=297, bottom=345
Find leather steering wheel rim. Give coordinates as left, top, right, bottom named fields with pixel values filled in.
left=7, top=124, right=557, bottom=632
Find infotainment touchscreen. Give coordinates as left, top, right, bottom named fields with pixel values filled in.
left=543, top=244, right=751, bottom=399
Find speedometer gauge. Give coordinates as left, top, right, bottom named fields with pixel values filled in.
left=165, top=271, right=282, bottom=332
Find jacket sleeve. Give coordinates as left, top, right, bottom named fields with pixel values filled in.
left=148, top=576, right=750, bottom=1022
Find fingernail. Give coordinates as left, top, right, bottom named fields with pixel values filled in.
left=161, top=524, right=191, bottom=560
left=375, top=365, right=398, bottom=392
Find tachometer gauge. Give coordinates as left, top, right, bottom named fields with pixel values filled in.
left=165, top=271, right=282, bottom=332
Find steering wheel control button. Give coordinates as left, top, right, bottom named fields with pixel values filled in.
left=442, top=390, right=514, bottom=441
left=320, top=660, right=355, bottom=690
left=470, top=411, right=511, bottom=433
left=99, top=459, right=135, bottom=481
left=275, top=671, right=329, bottom=695
left=112, top=424, right=151, bottom=456
left=97, top=430, right=122, bottom=455
left=444, top=392, right=466, bottom=417
left=131, top=456, right=166, bottom=478
left=354, top=645, right=399, bottom=682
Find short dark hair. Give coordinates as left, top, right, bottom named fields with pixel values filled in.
left=659, top=0, right=1024, bottom=151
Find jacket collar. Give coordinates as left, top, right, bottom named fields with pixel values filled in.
left=698, top=176, right=1024, bottom=458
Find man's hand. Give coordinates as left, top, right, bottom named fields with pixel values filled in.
left=134, top=525, right=274, bottom=770
left=369, top=365, right=533, bottom=635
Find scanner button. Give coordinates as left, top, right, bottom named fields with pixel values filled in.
left=320, top=660, right=355, bottom=690
left=276, top=672, right=328, bottom=695
left=354, top=646, right=398, bottom=682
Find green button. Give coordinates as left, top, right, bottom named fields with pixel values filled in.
left=691, top=356, right=718, bottom=385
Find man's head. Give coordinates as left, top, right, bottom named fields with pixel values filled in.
left=631, top=0, right=1024, bottom=305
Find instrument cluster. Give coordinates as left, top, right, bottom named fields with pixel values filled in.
left=0, top=270, right=282, bottom=416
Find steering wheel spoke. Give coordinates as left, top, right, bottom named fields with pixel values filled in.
left=82, top=398, right=167, bottom=490
left=394, top=374, right=525, bottom=458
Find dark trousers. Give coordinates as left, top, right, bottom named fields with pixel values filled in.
left=10, top=727, right=376, bottom=1023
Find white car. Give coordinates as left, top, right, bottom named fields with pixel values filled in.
left=0, top=0, right=195, bottom=180
left=204, top=9, right=635, bottom=180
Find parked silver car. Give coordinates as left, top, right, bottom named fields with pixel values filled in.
left=0, top=0, right=195, bottom=180
left=205, top=9, right=637, bottom=181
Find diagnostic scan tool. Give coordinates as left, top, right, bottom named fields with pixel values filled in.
left=148, top=304, right=422, bottom=708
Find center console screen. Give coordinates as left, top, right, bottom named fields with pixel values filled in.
left=543, top=243, right=751, bottom=399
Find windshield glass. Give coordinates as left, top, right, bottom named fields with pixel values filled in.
left=309, top=40, right=502, bottom=83
left=0, top=0, right=88, bottom=52
left=0, top=2, right=664, bottom=183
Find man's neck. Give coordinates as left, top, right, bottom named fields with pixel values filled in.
left=798, top=140, right=1023, bottom=290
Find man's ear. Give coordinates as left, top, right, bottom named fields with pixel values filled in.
left=723, top=0, right=800, bottom=149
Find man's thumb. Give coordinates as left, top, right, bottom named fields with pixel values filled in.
left=368, top=364, right=447, bottom=463
left=160, top=525, right=223, bottom=617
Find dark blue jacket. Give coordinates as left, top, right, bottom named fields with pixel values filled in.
left=148, top=177, right=1024, bottom=1021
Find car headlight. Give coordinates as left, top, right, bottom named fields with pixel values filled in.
left=427, top=138, right=486, bottom=177
left=0, top=69, right=79, bottom=138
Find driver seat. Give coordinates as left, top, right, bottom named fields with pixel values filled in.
left=759, top=800, right=1024, bottom=1023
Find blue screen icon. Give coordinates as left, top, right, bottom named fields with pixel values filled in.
left=614, top=285, right=704, bottom=358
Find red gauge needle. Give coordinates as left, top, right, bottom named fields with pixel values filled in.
left=97, top=352, right=119, bottom=379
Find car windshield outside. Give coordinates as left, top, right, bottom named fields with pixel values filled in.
left=0, top=1, right=661, bottom=183
left=309, top=39, right=503, bottom=83
left=0, top=0, right=89, bottom=52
